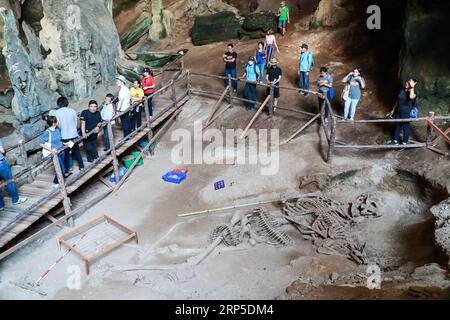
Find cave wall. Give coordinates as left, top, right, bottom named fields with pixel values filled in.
left=400, top=0, right=450, bottom=114
left=0, top=0, right=122, bottom=137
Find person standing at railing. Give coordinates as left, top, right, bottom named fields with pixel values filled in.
left=130, top=80, right=145, bottom=132
left=255, top=42, right=267, bottom=85
left=241, top=56, right=260, bottom=111
left=266, top=58, right=282, bottom=114
left=388, top=79, right=419, bottom=145
left=55, top=97, right=85, bottom=175
left=80, top=101, right=102, bottom=162
left=316, top=66, right=334, bottom=125
left=141, top=68, right=155, bottom=119
left=265, top=29, right=279, bottom=64
left=298, top=43, right=314, bottom=97
left=40, top=116, right=66, bottom=189
left=0, top=139, right=28, bottom=210
left=116, top=75, right=132, bottom=138
left=223, top=44, right=238, bottom=93
left=342, top=68, right=366, bottom=121
left=101, top=93, right=116, bottom=151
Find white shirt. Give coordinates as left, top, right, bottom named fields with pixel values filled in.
left=101, top=103, right=116, bottom=125
left=55, top=107, right=79, bottom=139
left=266, top=34, right=276, bottom=46
left=117, top=86, right=131, bottom=112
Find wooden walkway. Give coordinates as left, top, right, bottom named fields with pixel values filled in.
left=0, top=94, right=189, bottom=251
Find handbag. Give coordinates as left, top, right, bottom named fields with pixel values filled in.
left=42, top=129, right=52, bottom=158
left=342, top=84, right=350, bottom=102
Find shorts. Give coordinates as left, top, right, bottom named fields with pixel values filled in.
left=267, top=86, right=280, bottom=98
left=278, top=20, right=287, bottom=29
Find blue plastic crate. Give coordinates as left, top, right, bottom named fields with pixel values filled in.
left=214, top=180, right=225, bottom=190
left=162, top=171, right=186, bottom=185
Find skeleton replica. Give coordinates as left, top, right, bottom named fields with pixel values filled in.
left=282, top=194, right=380, bottom=265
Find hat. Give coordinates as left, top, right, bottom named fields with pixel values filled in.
left=300, top=43, right=309, bottom=49
left=116, top=75, right=127, bottom=84
left=269, top=58, right=279, bottom=66
left=248, top=56, right=255, bottom=61
left=143, top=67, right=151, bottom=74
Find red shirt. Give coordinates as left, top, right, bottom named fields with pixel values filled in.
left=141, top=75, right=155, bottom=95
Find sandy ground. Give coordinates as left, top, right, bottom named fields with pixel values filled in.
left=1, top=93, right=447, bottom=300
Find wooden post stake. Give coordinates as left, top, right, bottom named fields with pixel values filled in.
left=228, top=75, right=234, bottom=108
left=206, top=86, right=229, bottom=126
left=107, top=121, right=120, bottom=185
left=327, top=116, right=337, bottom=164
left=19, top=140, right=33, bottom=183
left=426, top=111, right=435, bottom=145
left=52, top=152, right=72, bottom=225
left=284, top=113, right=321, bottom=144
left=239, top=95, right=271, bottom=140
left=268, top=85, right=275, bottom=117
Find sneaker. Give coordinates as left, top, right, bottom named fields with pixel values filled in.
left=324, top=118, right=329, bottom=125
left=350, top=118, right=354, bottom=121
left=402, top=142, right=407, bottom=145
left=53, top=184, right=59, bottom=189
left=0, top=207, right=4, bottom=211
left=389, top=140, right=399, bottom=145
left=233, top=89, right=237, bottom=93
left=13, top=197, right=28, bottom=205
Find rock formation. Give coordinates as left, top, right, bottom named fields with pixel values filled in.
left=191, top=11, right=242, bottom=46
left=399, top=0, right=450, bottom=114
left=0, top=0, right=122, bottom=138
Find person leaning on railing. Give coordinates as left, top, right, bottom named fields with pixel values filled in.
left=0, top=140, right=28, bottom=210
left=40, top=115, right=66, bottom=189
left=55, top=97, right=85, bottom=174
left=116, top=75, right=133, bottom=138
left=387, top=78, right=419, bottom=145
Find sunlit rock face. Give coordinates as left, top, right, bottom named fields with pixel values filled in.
left=0, top=0, right=122, bottom=125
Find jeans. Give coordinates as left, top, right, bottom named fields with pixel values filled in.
left=394, top=113, right=411, bottom=143
left=103, top=124, right=115, bottom=151
left=344, top=98, right=360, bottom=119
left=131, top=107, right=142, bottom=131
left=62, top=138, right=84, bottom=173
left=121, top=113, right=132, bottom=138
left=257, top=63, right=266, bottom=83
left=0, top=160, right=19, bottom=208
left=244, top=83, right=257, bottom=110
left=225, top=68, right=238, bottom=90
left=299, top=71, right=310, bottom=92
left=53, top=153, right=65, bottom=185
left=145, top=94, right=153, bottom=117
left=265, top=45, right=274, bottom=63
left=85, top=135, right=99, bottom=162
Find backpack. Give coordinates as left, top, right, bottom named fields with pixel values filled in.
left=308, top=52, right=315, bottom=71
left=246, top=63, right=259, bottom=78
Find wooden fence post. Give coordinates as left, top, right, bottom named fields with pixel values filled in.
left=228, top=74, right=233, bottom=108
left=107, top=121, right=120, bottom=185
left=426, top=111, right=435, bottom=145
left=327, top=116, right=337, bottom=164
left=19, top=140, right=33, bottom=183
left=52, top=152, right=73, bottom=226
left=187, top=70, right=192, bottom=98
left=268, top=85, right=275, bottom=117
left=170, top=80, right=177, bottom=104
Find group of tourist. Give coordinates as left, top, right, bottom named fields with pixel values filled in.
left=223, top=1, right=417, bottom=144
